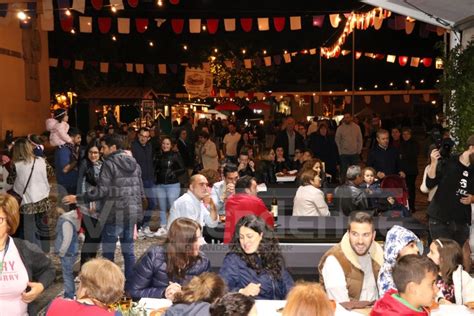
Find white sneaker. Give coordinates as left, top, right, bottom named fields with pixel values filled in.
left=154, top=227, right=168, bottom=237
left=143, top=226, right=155, bottom=238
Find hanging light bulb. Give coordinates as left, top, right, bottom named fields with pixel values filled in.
left=149, top=41, right=154, bottom=47
left=183, top=45, right=188, bottom=50
left=17, top=11, right=27, bottom=20
left=202, top=25, right=207, bottom=31
left=263, top=50, right=267, bottom=55
left=214, top=48, right=218, bottom=53
left=65, top=9, right=71, bottom=16
left=242, top=49, right=246, bottom=54
left=111, top=5, right=117, bottom=13
left=112, top=35, right=117, bottom=41
left=157, top=0, right=163, bottom=7
left=70, top=29, right=76, bottom=34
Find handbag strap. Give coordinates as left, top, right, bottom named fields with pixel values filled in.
left=22, top=158, right=36, bottom=196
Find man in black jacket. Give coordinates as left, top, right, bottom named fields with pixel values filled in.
left=131, top=127, right=156, bottom=238
left=63, top=134, right=144, bottom=288
left=273, top=117, right=305, bottom=161
left=367, top=129, right=405, bottom=179
left=400, top=128, right=419, bottom=211
left=426, top=135, right=474, bottom=248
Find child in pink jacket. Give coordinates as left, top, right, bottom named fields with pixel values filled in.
left=46, top=109, right=72, bottom=147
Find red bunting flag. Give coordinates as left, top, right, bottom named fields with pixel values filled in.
left=229, top=91, right=236, bottom=98
left=240, top=18, right=252, bottom=32
left=62, top=59, right=71, bottom=69
left=273, top=17, right=285, bottom=32
left=91, top=0, right=103, bottom=10
left=98, top=17, right=112, bottom=34
left=169, top=0, right=180, bottom=4
left=206, top=19, right=219, bottom=34
left=135, top=18, right=148, bottom=33
left=248, top=92, right=254, bottom=99
left=171, top=19, right=184, bottom=34
left=422, top=58, right=432, bottom=67
left=127, top=0, right=138, bottom=8
left=60, top=17, right=73, bottom=32
left=398, top=56, right=408, bottom=66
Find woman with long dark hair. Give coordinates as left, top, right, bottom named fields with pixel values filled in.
left=76, top=140, right=103, bottom=266
left=129, top=218, right=210, bottom=299
left=255, top=148, right=276, bottom=184
left=219, top=215, right=294, bottom=300
left=154, top=137, right=185, bottom=236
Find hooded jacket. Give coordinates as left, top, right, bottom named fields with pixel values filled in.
left=80, top=150, right=144, bottom=225
left=128, top=245, right=210, bottom=299
left=371, top=289, right=429, bottom=316
left=377, top=225, right=423, bottom=296
left=46, top=118, right=72, bottom=146
left=164, top=302, right=210, bottom=316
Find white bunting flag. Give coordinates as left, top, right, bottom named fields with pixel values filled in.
left=264, top=56, right=272, bottom=66
left=189, top=19, right=201, bottom=33
left=100, top=62, right=109, bottom=73
left=72, top=0, right=85, bottom=13
left=110, top=0, right=124, bottom=10
left=224, top=19, right=236, bottom=31
left=49, top=58, right=58, bottom=67
left=75, top=60, right=84, bottom=70
left=118, top=18, right=130, bottom=34
left=155, top=19, right=166, bottom=27
left=158, top=64, right=167, bottom=74
left=126, top=63, right=133, bottom=72
left=244, top=59, right=252, bottom=69
left=289, top=16, right=301, bottom=30
left=283, top=53, right=291, bottom=63
left=79, top=16, right=92, bottom=33
left=135, top=64, right=144, bottom=74
left=257, top=18, right=269, bottom=31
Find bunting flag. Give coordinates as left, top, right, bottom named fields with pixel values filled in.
left=40, top=14, right=55, bottom=31
left=386, top=55, right=396, bottom=63
left=422, top=58, right=432, bottom=67
left=110, top=0, right=124, bottom=10
left=384, top=95, right=390, bottom=103
left=171, top=19, right=185, bottom=34
left=79, top=16, right=92, bottom=33
left=118, top=18, right=130, bottom=34
left=264, top=56, right=272, bottom=66
left=410, top=57, right=420, bottom=67
left=329, top=14, right=341, bottom=28
left=126, top=63, right=133, bottom=72
left=312, top=15, right=324, bottom=28
left=240, top=18, right=252, bottom=32
left=309, top=48, right=317, bottom=55
left=91, top=0, right=103, bottom=10
left=62, top=59, right=71, bottom=69
left=189, top=19, right=201, bottom=33
left=42, top=0, right=54, bottom=20
left=364, top=95, right=371, bottom=104
left=244, top=59, right=252, bottom=69
left=273, top=17, right=285, bottom=32
left=100, top=62, right=109, bottom=73
left=289, top=16, right=301, bottom=30
left=422, top=93, right=430, bottom=102
left=136, top=18, right=148, bottom=33
left=344, top=95, right=351, bottom=104
left=373, top=16, right=383, bottom=30
left=207, top=19, right=219, bottom=34
left=155, top=18, right=166, bottom=27
left=135, top=64, right=144, bottom=74
left=258, top=18, right=269, bottom=31
left=57, top=0, right=73, bottom=32
left=283, top=53, right=291, bottom=63
left=98, top=17, right=112, bottom=33
left=398, top=56, right=408, bottom=66
left=224, top=18, right=236, bottom=31
left=75, top=60, right=84, bottom=70
left=146, top=64, right=155, bottom=75
left=127, top=0, right=139, bottom=8
left=49, top=58, right=58, bottom=67
left=355, top=52, right=362, bottom=59
left=224, top=60, right=233, bottom=68
left=405, top=20, right=415, bottom=34
left=158, top=64, right=167, bottom=74
left=403, top=95, right=410, bottom=103
left=71, top=0, right=85, bottom=13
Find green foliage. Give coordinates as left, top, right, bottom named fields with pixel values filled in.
left=438, top=41, right=474, bottom=149
left=210, top=54, right=277, bottom=91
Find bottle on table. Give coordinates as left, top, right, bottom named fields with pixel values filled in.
left=271, top=196, right=278, bottom=220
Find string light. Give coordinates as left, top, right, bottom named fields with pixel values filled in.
left=183, top=45, right=188, bottom=50
left=359, top=87, right=363, bottom=90
left=157, top=0, right=163, bottom=7
left=284, top=50, right=288, bottom=54
left=149, top=41, right=154, bottom=47
left=111, top=5, right=117, bottom=13
left=202, top=25, right=207, bottom=31
left=214, top=48, right=218, bottom=53
left=389, top=82, right=394, bottom=86
left=420, top=79, right=424, bottom=83
left=65, top=9, right=71, bottom=16
left=321, top=7, right=391, bottom=58
left=374, top=84, right=378, bottom=88
left=242, top=49, right=246, bottom=54
left=70, top=29, right=76, bottom=34
left=263, top=50, right=267, bottom=55
left=17, top=11, right=27, bottom=20
left=405, top=79, right=410, bottom=84
left=112, top=35, right=117, bottom=41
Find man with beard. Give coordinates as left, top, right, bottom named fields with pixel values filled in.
left=318, top=212, right=383, bottom=303
left=426, top=135, right=474, bottom=249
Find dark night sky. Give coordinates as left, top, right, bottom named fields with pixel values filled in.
left=48, top=0, right=444, bottom=93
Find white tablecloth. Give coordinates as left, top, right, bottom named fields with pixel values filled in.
left=276, top=175, right=296, bottom=182
left=138, top=298, right=364, bottom=315
left=431, top=304, right=474, bottom=316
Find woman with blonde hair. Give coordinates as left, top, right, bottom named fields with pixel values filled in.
left=283, top=282, right=335, bottom=316
left=7, top=138, right=51, bottom=252
left=46, top=258, right=125, bottom=315
left=164, top=272, right=227, bottom=315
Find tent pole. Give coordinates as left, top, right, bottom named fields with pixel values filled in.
left=352, top=28, right=355, bottom=116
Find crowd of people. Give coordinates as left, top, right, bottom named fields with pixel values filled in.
left=0, top=107, right=472, bottom=315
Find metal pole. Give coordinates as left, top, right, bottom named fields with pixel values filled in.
left=352, top=28, right=355, bottom=116
left=319, top=53, right=323, bottom=116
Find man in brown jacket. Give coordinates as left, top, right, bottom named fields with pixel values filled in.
left=318, top=212, right=383, bottom=303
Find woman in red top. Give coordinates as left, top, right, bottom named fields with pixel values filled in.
left=46, top=258, right=124, bottom=316
left=223, top=176, right=274, bottom=244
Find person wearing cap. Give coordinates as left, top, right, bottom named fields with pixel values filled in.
left=426, top=134, right=474, bottom=250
